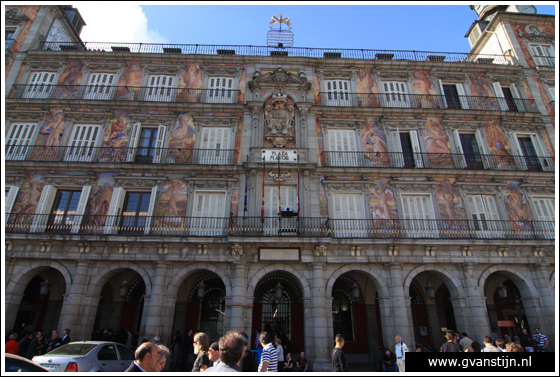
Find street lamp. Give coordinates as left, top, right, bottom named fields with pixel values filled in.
left=275, top=282, right=283, bottom=299
left=496, top=283, right=507, bottom=300
left=39, top=280, right=52, bottom=299
left=119, top=281, right=129, bottom=300
left=351, top=284, right=360, bottom=299
left=425, top=284, right=435, bottom=300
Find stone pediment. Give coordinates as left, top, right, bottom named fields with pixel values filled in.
left=248, top=68, right=311, bottom=91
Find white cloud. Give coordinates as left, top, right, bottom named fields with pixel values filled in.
left=75, top=3, right=168, bottom=43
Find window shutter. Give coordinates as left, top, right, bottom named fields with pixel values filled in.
left=387, top=129, right=404, bottom=168
left=208, top=76, right=234, bottom=103
left=66, top=124, right=102, bottom=162
left=474, top=129, right=491, bottom=169
left=509, top=84, right=525, bottom=112
left=85, top=73, right=115, bottom=99
left=71, top=185, right=91, bottom=233
left=451, top=130, right=467, bottom=169
left=25, top=72, right=56, bottom=98
left=332, top=193, right=365, bottom=237
left=506, top=133, right=527, bottom=170
left=31, top=185, right=57, bottom=233
left=126, top=123, right=142, bottom=162
left=104, top=187, right=126, bottom=234
left=143, top=185, right=159, bottom=235
left=483, top=195, right=500, bottom=221
left=492, top=82, right=509, bottom=111
left=409, top=130, right=424, bottom=168
left=533, top=198, right=554, bottom=221
left=192, top=192, right=226, bottom=236
left=455, top=83, right=470, bottom=110
left=382, top=81, right=409, bottom=107
left=328, top=129, right=357, bottom=166
left=437, top=79, right=448, bottom=108
left=326, top=80, right=350, bottom=105
left=146, top=75, right=174, bottom=101
left=200, top=127, right=230, bottom=164
left=152, top=125, right=167, bottom=163
left=5, top=187, right=20, bottom=224
left=5, top=123, right=37, bottom=161
left=529, top=134, right=553, bottom=171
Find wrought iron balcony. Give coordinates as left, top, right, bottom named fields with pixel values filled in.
left=38, top=41, right=514, bottom=65
left=5, top=145, right=238, bottom=165
left=8, top=84, right=241, bottom=104
left=5, top=213, right=554, bottom=240
left=318, top=92, right=539, bottom=112
left=321, top=151, right=555, bottom=172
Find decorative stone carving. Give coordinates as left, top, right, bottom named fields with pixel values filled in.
left=394, top=183, right=437, bottom=192
left=315, top=68, right=357, bottom=80
left=320, top=118, right=364, bottom=129
left=388, top=245, right=398, bottom=256
left=497, top=247, right=509, bottom=257
left=350, top=246, right=361, bottom=256
left=518, top=29, right=554, bottom=44
left=78, top=243, right=90, bottom=253
left=268, top=170, right=291, bottom=182
left=459, top=184, right=501, bottom=194
left=158, top=244, right=169, bottom=254
left=374, top=70, right=414, bottom=85
left=533, top=247, right=544, bottom=257
left=441, top=121, right=485, bottom=130
left=65, top=112, right=111, bottom=122
left=539, top=77, right=555, bottom=87
left=315, top=244, right=327, bottom=256
left=461, top=246, right=473, bottom=257
left=193, top=116, right=239, bottom=127
left=379, top=119, right=424, bottom=130
left=428, top=69, right=470, bottom=85
left=198, top=244, right=208, bottom=255
left=6, top=241, right=13, bottom=252
left=45, top=176, right=95, bottom=187
left=424, top=246, right=436, bottom=256
left=484, top=73, right=523, bottom=86
left=264, top=92, right=295, bottom=148
left=115, top=178, right=159, bottom=188
left=248, top=67, right=311, bottom=100
left=232, top=244, right=243, bottom=256
left=325, top=182, right=367, bottom=191
left=83, top=62, right=127, bottom=74
left=200, top=65, right=244, bottom=78
left=141, top=63, right=184, bottom=76
left=6, top=7, right=29, bottom=25
left=6, top=112, right=46, bottom=120
left=40, top=242, right=52, bottom=253
left=522, top=185, right=554, bottom=194
left=118, top=243, right=129, bottom=254
left=23, top=60, right=66, bottom=73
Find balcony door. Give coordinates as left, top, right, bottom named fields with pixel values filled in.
left=207, top=77, right=235, bottom=103
left=451, top=130, right=484, bottom=170
left=438, top=80, right=469, bottom=110
left=145, top=75, right=174, bottom=102
left=23, top=72, right=56, bottom=99
left=83, top=73, right=116, bottom=100
left=65, top=124, right=102, bottom=162
left=401, top=195, right=438, bottom=238
left=197, top=127, right=231, bottom=164
left=532, top=198, right=555, bottom=239
left=325, top=80, right=351, bottom=106
left=381, top=81, right=410, bottom=108
left=506, top=133, right=553, bottom=172
left=191, top=191, right=227, bottom=236
left=327, top=129, right=358, bottom=167
left=5, top=123, right=37, bottom=161
left=331, top=193, right=368, bottom=238
left=264, top=186, right=297, bottom=235
left=467, top=195, right=503, bottom=239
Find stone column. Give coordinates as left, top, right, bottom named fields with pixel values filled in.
left=229, top=262, right=249, bottom=333
left=57, top=261, right=91, bottom=340
left=310, top=263, right=330, bottom=371
left=385, top=263, right=414, bottom=348
left=460, top=263, right=490, bottom=342
left=141, top=262, right=169, bottom=340
left=531, top=263, right=555, bottom=351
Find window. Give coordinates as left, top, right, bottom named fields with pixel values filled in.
left=5, top=122, right=38, bottom=160
left=530, top=44, right=554, bottom=67
left=401, top=195, right=437, bottom=238
left=5, top=27, right=16, bottom=50
left=64, top=124, right=102, bottom=162
left=83, top=73, right=116, bottom=100
left=96, top=345, right=118, bottom=361
left=544, top=84, right=555, bottom=102
left=197, top=127, right=231, bottom=164
left=145, top=75, right=175, bottom=102
left=30, top=185, right=91, bottom=233
left=331, top=193, right=368, bottom=238
left=532, top=197, right=554, bottom=239
left=492, top=82, right=524, bottom=112
left=207, top=77, right=235, bottom=103
left=466, top=195, right=503, bottom=238
left=325, top=129, right=359, bottom=167
left=104, top=186, right=157, bottom=235
left=386, top=129, right=424, bottom=168
left=22, top=71, right=57, bottom=99
left=381, top=81, right=411, bottom=108
left=190, top=191, right=227, bottom=236
left=506, top=132, right=553, bottom=172
left=325, top=80, right=351, bottom=106
left=451, top=130, right=485, bottom=170
left=5, top=186, right=19, bottom=224
left=437, top=80, right=469, bottom=110
left=126, top=124, right=167, bottom=163
left=263, top=186, right=297, bottom=235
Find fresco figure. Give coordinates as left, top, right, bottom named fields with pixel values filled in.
left=108, top=115, right=129, bottom=148
left=414, top=71, right=437, bottom=108
left=39, top=109, right=66, bottom=153
left=362, top=119, right=389, bottom=166
left=356, top=68, right=378, bottom=107
left=485, top=121, right=514, bottom=168
left=372, top=185, right=393, bottom=220
left=437, top=179, right=466, bottom=223
left=425, top=119, right=451, bottom=155
left=169, top=115, right=195, bottom=163
left=178, top=64, right=202, bottom=102
left=504, top=185, right=532, bottom=223
left=117, top=62, right=142, bottom=100
left=162, top=180, right=183, bottom=218
left=470, top=74, right=496, bottom=110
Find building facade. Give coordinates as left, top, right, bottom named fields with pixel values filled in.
left=4, top=5, right=555, bottom=370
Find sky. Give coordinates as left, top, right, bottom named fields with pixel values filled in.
left=74, top=3, right=556, bottom=53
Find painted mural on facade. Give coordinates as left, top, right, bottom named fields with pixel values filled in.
left=362, top=117, right=389, bottom=166
left=35, top=108, right=67, bottom=149
left=511, top=22, right=555, bottom=69
left=10, top=174, right=45, bottom=220
left=436, top=178, right=467, bottom=224
left=503, top=181, right=534, bottom=229
left=369, top=178, right=398, bottom=224
left=484, top=119, right=515, bottom=169
left=83, top=174, right=115, bottom=228
left=424, top=118, right=454, bottom=168
left=155, top=179, right=188, bottom=230
left=168, top=114, right=195, bottom=163
left=356, top=68, right=379, bottom=107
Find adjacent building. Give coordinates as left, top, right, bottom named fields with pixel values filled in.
left=4, top=4, right=555, bottom=369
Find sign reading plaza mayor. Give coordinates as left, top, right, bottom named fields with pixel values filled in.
left=261, top=149, right=298, bottom=162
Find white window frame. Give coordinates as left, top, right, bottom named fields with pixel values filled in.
left=126, top=123, right=168, bottom=164
left=530, top=43, right=555, bottom=67
left=190, top=190, right=228, bottom=236
left=531, top=196, right=555, bottom=239
left=437, top=79, right=470, bottom=110
left=324, top=128, right=360, bottom=167
left=465, top=194, right=504, bottom=239
left=103, top=186, right=158, bottom=235
left=5, top=186, right=20, bottom=224
left=491, top=81, right=526, bottom=112
left=400, top=194, right=438, bottom=238
left=64, top=123, right=104, bottom=162
left=506, top=131, right=553, bottom=172
left=195, top=126, right=233, bottom=164
left=144, top=74, right=177, bottom=102
left=5, top=121, right=40, bottom=161
left=263, top=186, right=297, bottom=235
left=324, top=79, right=352, bottom=106
left=385, top=128, right=424, bottom=168
left=450, top=128, right=489, bottom=170
left=22, top=71, right=58, bottom=99
left=82, top=72, right=117, bottom=100
left=206, top=76, right=236, bottom=104
left=380, top=81, right=412, bottom=108
left=329, top=191, right=369, bottom=238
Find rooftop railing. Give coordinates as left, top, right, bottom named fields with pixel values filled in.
left=8, top=84, right=240, bottom=104
left=39, top=41, right=515, bottom=65
left=318, top=92, right=539, bottom=112
left=5, top=145, right=238, bottom=165
left=321, top=151, right=555, bottom=172
left=5, top=213, right=554, bottom=240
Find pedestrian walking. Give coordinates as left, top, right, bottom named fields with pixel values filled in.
left=332, top=334, right=349, bottom=372
left=394, top=335, right=408, bottom=372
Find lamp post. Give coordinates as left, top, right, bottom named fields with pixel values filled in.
left=119, top=280, right=128, bottom=329
left=496, top=283, right=507, bottom=302
left=351, top=283, right=360, bottom=299
left=197, top=283, right=206, bottom=300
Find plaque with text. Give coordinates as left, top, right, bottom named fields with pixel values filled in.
left=261, top=149, right=298, bottom=162
left=259, top=248, right=300, bottom=261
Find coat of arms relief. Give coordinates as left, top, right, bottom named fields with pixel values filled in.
left=264, top=92, right=295, bottom=148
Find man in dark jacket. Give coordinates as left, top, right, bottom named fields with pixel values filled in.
left=61, top=329, right=71, bottom=346
left=45, top=330, right=62, bottom=353
left=125, top=342, right=160, bottom=372
left=332, top=334, right=349, bottom=372
left=18, top=333, right=34, bottom=358
left=238, top=332, right=258, bottom=372
left=441, top=330, right=462, bottom=352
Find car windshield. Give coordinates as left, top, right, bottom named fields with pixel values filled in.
left=47, top=344, right=98, bottom=356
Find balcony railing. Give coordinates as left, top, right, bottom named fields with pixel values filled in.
left=5, top=213, right=554, bottom=240
left=321, top=151, right=555, bottom=172
left=8, top=84, right=241, bottom=104
left=5, top=145, right=238, bottom=165
left=533, top=56, right=555, bottom=68
left=318, top=92, right=539, bottom=112
left=38, top=41, right=515, bottom=65
left=6, top=38, right=16, bottom=51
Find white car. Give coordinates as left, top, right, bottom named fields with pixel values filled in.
left=32, top=341, right=134, bottom=372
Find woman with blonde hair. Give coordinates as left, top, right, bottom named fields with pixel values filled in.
left=191, top=332, right=211, bottom=372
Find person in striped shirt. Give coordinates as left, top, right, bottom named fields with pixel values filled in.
left=258, top=332, right=278, bottom=372
left=532, top=328, right=549, bottom=352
